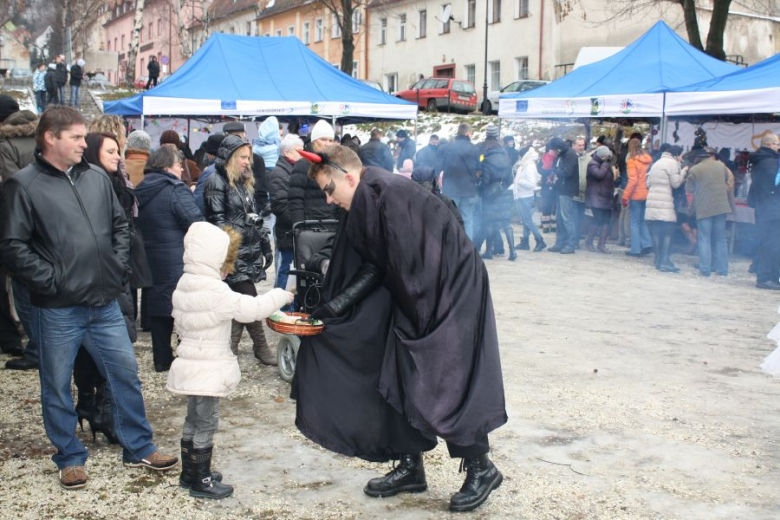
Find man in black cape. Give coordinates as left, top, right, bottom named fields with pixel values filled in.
left=292, top=145, right=506, bottom=512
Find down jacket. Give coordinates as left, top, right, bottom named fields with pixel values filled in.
left=267, top=156, right=295, bottom=250
left=512, top=147, right=540, bottom=199
left=288, top=158, right=339, bottom=226
left=623, top=153, right=653, bottom=202
left=203, top=168, right=272, bottom=284
left=585, top=154, right=615, bottom=210
left=645, top=153, right=685, bottom=222
left=0, top=110, right=37, bottom=182
left=168, top=222, right=290, bottom=397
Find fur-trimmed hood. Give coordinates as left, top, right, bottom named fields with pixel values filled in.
left=182, top=222, right=243, bottom=278
left=0, top=110, right=38, bottom=139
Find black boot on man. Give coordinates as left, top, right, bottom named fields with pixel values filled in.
left=364, top=453, right=428, bottom=497
left=179, top=439, right=223, bottom=489
left=449, top=454, right=503, bottom=513
left=189, top=446, right=233, bottom=499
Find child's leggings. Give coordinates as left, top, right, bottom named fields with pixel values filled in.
left=183, top=395, right=219, bottom=448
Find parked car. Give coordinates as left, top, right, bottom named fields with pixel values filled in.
left=394, top=77, right=478, bottom=113
left=86, top=73, right=111, bottom=89
left=10, top=68, right=32, bottom=79
left=359, top=79, right=384, bottom=92
left=485, top=80, right=549, bottom=113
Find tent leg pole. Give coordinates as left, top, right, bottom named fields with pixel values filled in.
left=497, top=117, right=501, bottom=140
left=187, top=118, right=191, bottom=146
left=332, top=116, right=337, bottom=137
left=141, top=114, right=145, bottom=127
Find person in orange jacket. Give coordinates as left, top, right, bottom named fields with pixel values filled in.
left=622, top=138, right=653, bottom=256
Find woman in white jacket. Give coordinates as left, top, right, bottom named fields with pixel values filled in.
left=168, top=222, right=293, bottom=499
left=512, top=147, right=546, bottom=251
left=645, top=144, right=686, bottom=272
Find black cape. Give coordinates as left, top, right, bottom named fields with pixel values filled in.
left=291, top=209, right=437, bottom=462
left=346, top=169, right=507, bottom=447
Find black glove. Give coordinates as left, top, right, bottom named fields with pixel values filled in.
left=309, top=303, right=336, bottom=320
left=263, top=252, right=273, bottom=271
left=315, top=263, right=382, bottom=318
left=260, top=203, right=272, bottom=218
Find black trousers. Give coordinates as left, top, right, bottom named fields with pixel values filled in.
left=145, top=76, right=158, bottom=89
left=756, top=218, right=780, bottom=283
left=150, top=316, right=174, bottom=369
left=446, top=435, right=490, bottom=459
left=0, top=267, right=22, bottom=351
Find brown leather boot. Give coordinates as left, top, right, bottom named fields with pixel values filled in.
left=247, top=321, right=277, bottom=365
left=229, top=321, right=243, bottom=356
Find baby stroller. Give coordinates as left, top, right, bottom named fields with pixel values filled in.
left=276, top=219, right=338, bottom=382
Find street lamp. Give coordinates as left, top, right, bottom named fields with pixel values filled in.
left=481, top=0, right=489, bottom=115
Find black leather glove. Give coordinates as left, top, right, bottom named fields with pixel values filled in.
left=309, top=303, right=336, bottom=320
left=263, top=252, right=273, bottom=271
left=314, top=262, right=382, bottom=318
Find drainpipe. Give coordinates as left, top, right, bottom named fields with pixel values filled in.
left=538, top=0, right=544, bottom=79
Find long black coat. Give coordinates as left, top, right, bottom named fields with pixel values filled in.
left=441, top=135, right=480, bottom=198
left=203, top=168, right=272, bottom=284
left=267, top=157, right=295, bottom=250
left=345, top=168, right=507, bottom=446
left=478, top=144, right=513, bottom=223
left=554, top=146, right=580, bottom=197
left=288, top=158, right=339, bottom=226
left=359, top=138, right=394, bottom=172
left=748, top=146, right=780, bottom=223
left=415, top=144, right=442, bottom=173
left=135, top=171, right=203, bottom=316
left=586, top=155, right=615, bottom=210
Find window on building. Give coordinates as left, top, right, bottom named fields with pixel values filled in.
left=418, top=10, right=427, bottom=38
left=515, top=56, right=529, bottom=79
left=140, top=58, right=144, bottom=76
left=140, top=28, right=144, bottom=43
left=303, top=22, right=310, bottom=44
left=384, top=72, right=398, bottom=93
left=275, top=29, right=282, bottom=37
left=491, top=0, right=501, bottom=23
left=315, top=18, right=323, bottom=42
left=352, top=60, right=359, bottom=78
left=517, top=0, right=529, bottom=18
left=379, top=18, right=387, bottom=45
left=467, top=0, right=476, bottom=28
left=288, top=26, right=295, bottom=36
left=441, top=4, right=450, bottom=33
left=489, top=60, right=501, bottom=90
left=352, top=9, right=361, bottom=33
left=114, top=38, right=118, bottom=51
left=263, top=33, right=270, bottom=38
left=158, top=18, right=162, bottom=36
left=398, top=14, right=406, bottom=41
left=107, top=40, right=111, bottom=51
left=332, top=14, right=341, bottom=38
left=247, top=22, right=253, bottom=35
left=465, top=64, right=475, bottom=86
left=121, top=35, right=125, bottom=50
left=148, top=24, right=153, bottom=40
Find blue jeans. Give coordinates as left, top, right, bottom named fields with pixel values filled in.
left=69, top=85, right=80, bottom=107
left=12, top=278, right=38, bottom=363
left=57, top=86, right=66, bottom=105
left=32, top=300, right=157, bottom=469
left=35, top=90, right=46, bottom=112
left=697, top=214, right=728, bottom=275
left=573, top=200, right=585, bottom=246
left=275, top=248, right=294, bottom=290
left=452, top=196, right=480, bottom=242
left=555, top=195, right=577, bottom=249
left=515, top=197, right=542, bottom=241
left=628, top=200, right=652, bottom=254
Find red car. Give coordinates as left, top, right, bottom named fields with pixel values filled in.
left=394, top=77, right=477, bottom=113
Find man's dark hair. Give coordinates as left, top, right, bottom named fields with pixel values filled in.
left=667, top=145, right=683, bottom=157
left=370, top=128, right=383, bottom=139
left=429, top=134, right=439, bottom=142
left=36, top=105, right=86, bottom=151
left=457, top=123, right=470, bottom=137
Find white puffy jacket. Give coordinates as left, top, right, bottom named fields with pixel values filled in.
left=512, top=147, right=540, bottom=200
left=167, top=222, right=290, bottom=397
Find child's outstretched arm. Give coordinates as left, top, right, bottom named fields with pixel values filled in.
left=215, top=287, right=294, bottom=324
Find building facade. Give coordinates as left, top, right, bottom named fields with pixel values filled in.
left=367, top=0, right=779, bottom=95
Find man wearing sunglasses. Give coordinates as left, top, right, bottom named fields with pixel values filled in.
left=301, top=145, right=506, bottom=513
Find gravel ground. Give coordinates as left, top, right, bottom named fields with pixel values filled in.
left=2, top=242, right=780, bottom=519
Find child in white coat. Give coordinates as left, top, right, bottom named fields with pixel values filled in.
left=167, top=222, right=293, bottom=499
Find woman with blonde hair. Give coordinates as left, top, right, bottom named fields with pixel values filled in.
left=621, top=138, right=654, bottom=257
left=203, top=135, right=275, bottom=364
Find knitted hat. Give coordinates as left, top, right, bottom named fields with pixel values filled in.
left=310, top=120, right=334, bottom=142
left=595, top=146, right=612, bottom=159
left=204, top=133, right=225, bottom=155
left=159, top=129, right=182, bottom=148
left=215, top=134, right=250, bottom=171
left=485, top=123, right=499, bottom=139
left=126, top=130, right=152, bottom=152
left=0, top=95, right=20, bottom=123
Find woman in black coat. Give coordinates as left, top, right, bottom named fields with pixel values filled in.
left=203, top=135, right=276, bottom=364
left=136, top=144, right=204, bottom=372
left=584, top=146, right=615, bottom=254
left=475, top=136, right=516, bottom=261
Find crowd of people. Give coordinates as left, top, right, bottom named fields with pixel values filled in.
left=0, top=100, right=777, bottom=510
left=31, top=55, right=85, bottom=111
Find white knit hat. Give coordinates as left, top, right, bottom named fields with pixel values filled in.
left=310, top=120, right=334, bottom=142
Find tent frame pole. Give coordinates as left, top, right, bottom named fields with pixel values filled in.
left=660, top=92, right=668, bottom=145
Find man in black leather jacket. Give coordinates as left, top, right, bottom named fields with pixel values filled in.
left=0, top=106, right=178, bottom=490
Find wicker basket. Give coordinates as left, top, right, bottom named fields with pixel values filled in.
left=266, top=312, right=324, bottom=336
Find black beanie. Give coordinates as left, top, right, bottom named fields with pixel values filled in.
left=0, top=95, right=20, bottom=123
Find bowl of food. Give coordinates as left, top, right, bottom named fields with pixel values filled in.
left=266, top=312, right=324, bottom=336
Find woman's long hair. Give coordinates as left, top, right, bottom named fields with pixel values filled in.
left=627, top=138, right=646, bottom=159
left=84, top=132, right=119, bottom=173
left=225, top=144, right=254, bottom=196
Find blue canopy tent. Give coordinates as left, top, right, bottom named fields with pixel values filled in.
left=104, top=33, right=417, bottom=121
left=666, top=52, right=780, bottom=116
left=498, top=21, right=738, bottom=119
